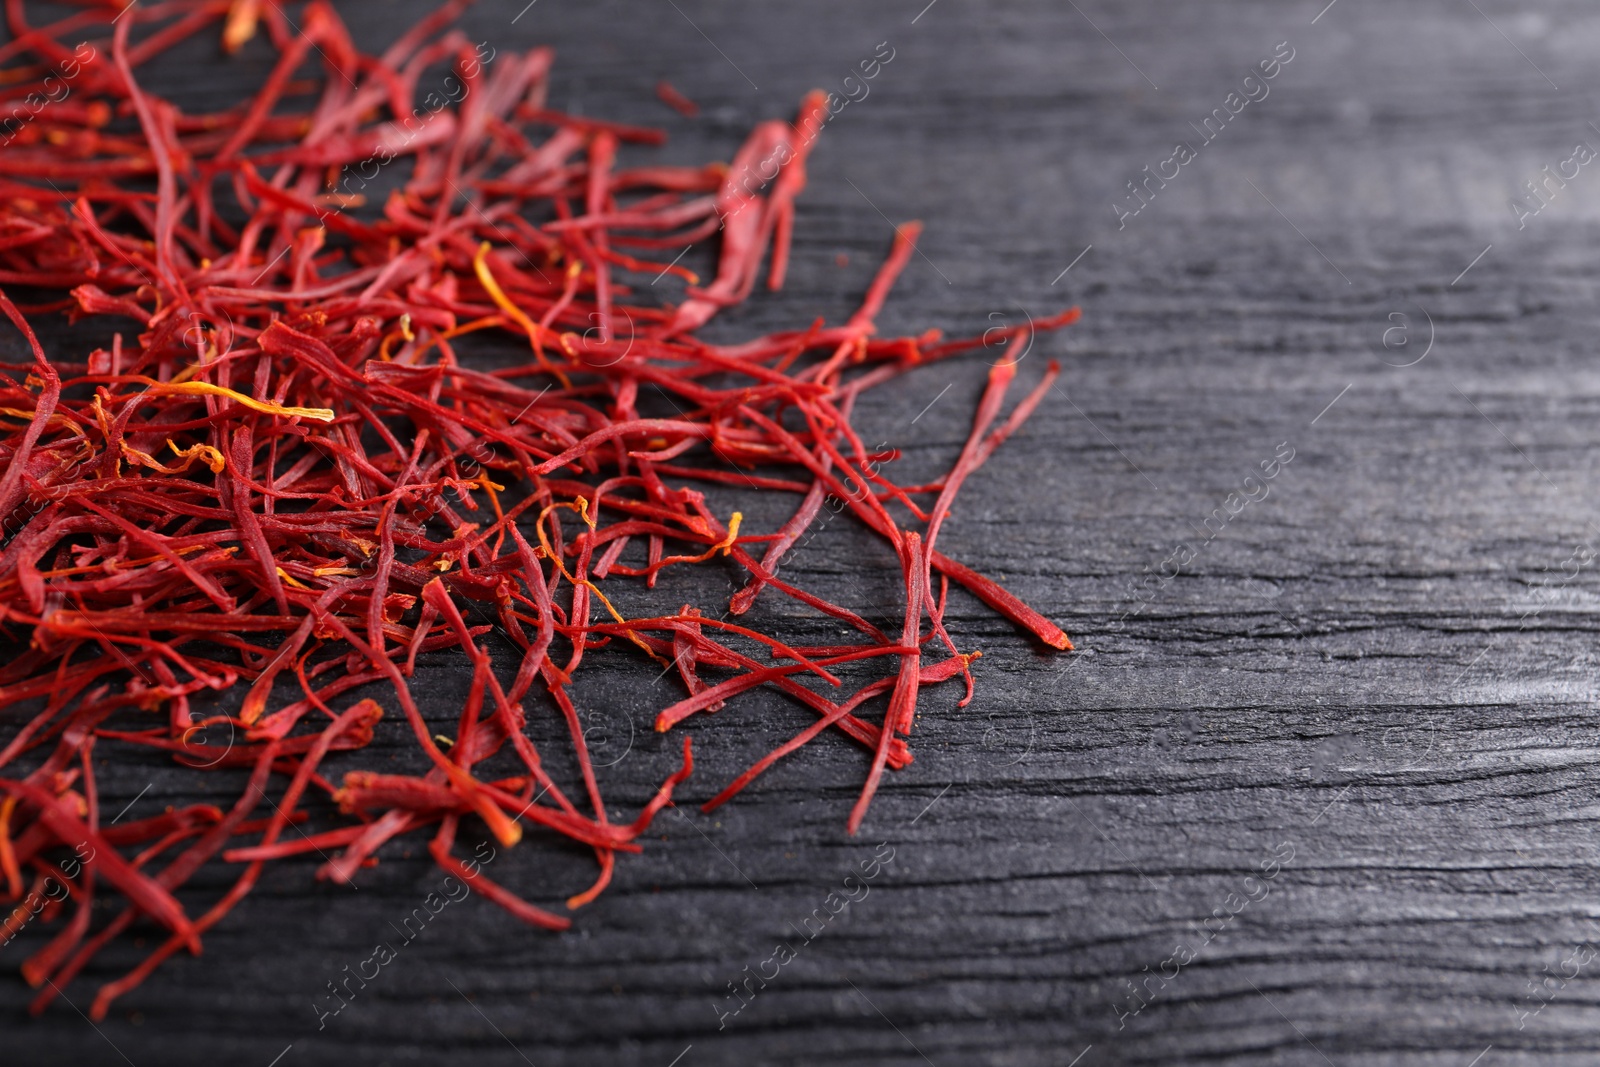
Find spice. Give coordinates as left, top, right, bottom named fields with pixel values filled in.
left=655, top=79, right=699, bottom=118
left=0, top=0, right=1078, bottom=1018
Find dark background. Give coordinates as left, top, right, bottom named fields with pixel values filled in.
left=8, top=1, right=1600, bottom=1064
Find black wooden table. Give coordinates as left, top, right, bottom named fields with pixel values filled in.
left=9, top=1, right=1600, bottom=1064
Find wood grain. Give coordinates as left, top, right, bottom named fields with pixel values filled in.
left=7, top=1, right=1600, bottom=1064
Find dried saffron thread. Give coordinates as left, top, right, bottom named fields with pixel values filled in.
left=0, top=0, right=1079, bottom=1018
left=654, top=79, right=699, bottom=118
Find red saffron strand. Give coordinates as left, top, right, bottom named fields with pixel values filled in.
left=0, top=0, right=1079, bottom=1014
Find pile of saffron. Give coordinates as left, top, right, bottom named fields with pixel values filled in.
left=0, top=0, right=1077, bottom=1018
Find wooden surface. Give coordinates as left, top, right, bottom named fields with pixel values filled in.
left=9, top=1, right=1600, bottom=1063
